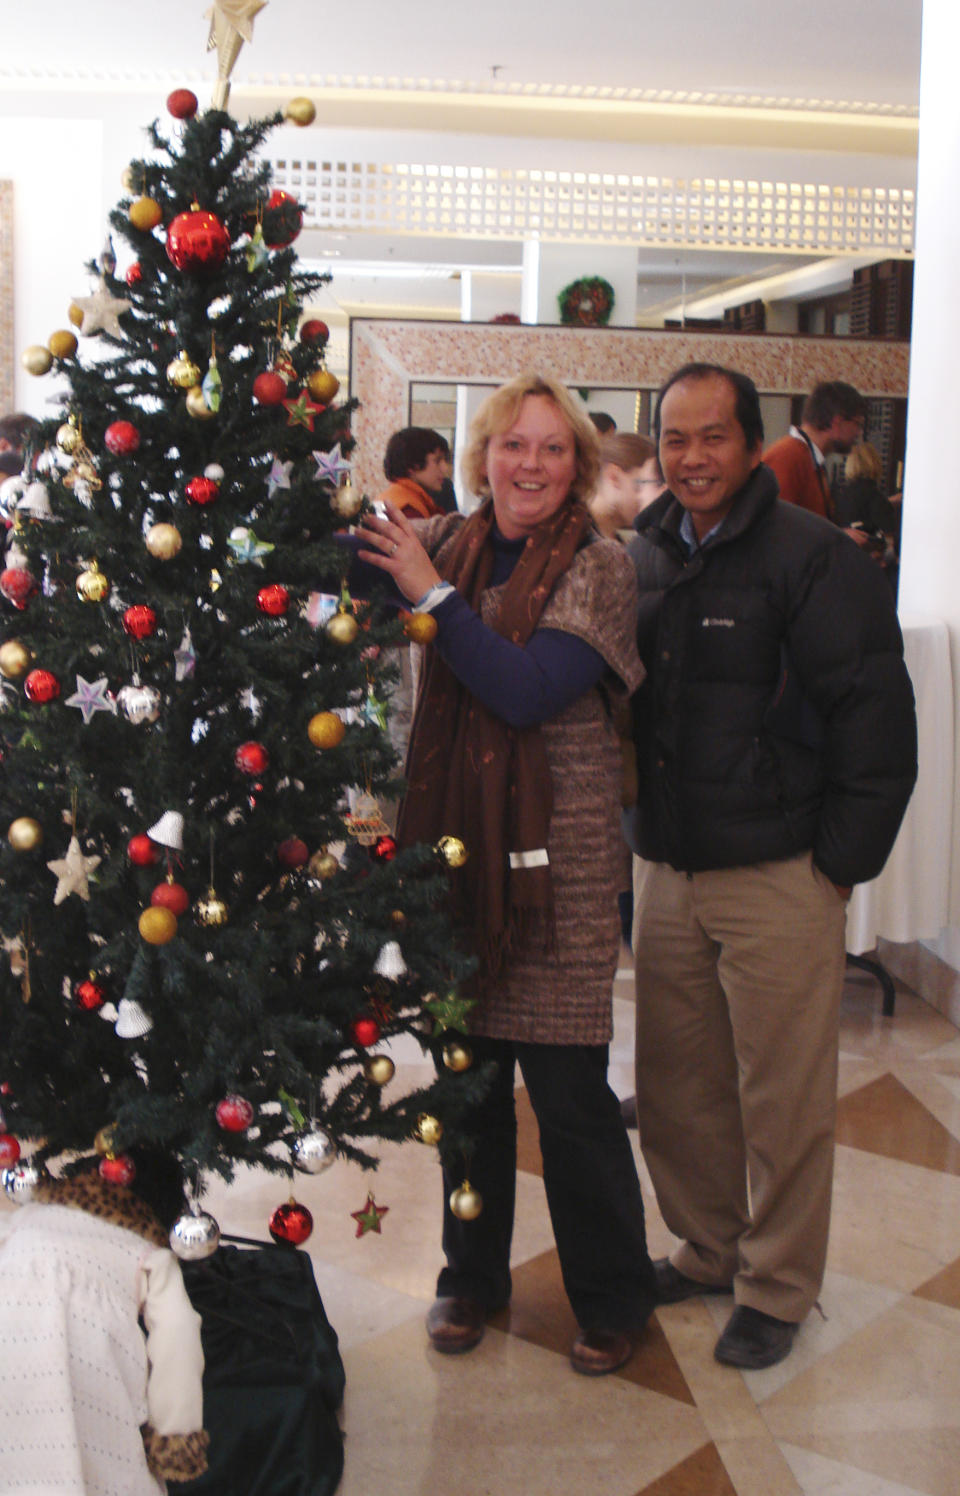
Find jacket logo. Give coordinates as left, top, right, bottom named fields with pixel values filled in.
left=701, top=617, right=735, bottom=628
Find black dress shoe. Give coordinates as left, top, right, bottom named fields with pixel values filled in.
left=570, top=1328, right=633, bottom=1377
left=653, top=1257, right=731, bottom=1304
left=714, top=1306, right=797, bottom=1369
left=426, top=1296, right=486, bottom=1354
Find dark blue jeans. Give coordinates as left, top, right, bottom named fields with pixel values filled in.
left=437, top=1037, right=656, bottom=1332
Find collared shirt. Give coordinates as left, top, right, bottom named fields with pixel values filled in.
left=679, top=508, right=724, bottom=554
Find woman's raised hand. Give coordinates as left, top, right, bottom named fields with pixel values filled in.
left=355, top=503, right=442, bottom=603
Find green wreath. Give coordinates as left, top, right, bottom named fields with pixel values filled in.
left=557, top=276, right=616, bottom=327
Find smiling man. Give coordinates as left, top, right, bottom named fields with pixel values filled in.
left=625, top=363, right=917, bottom=1370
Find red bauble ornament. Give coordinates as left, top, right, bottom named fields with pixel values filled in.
left=151, top=880, right=190, bottom=916
left=167, top=88, right=199, bottom=120
left=277, top=836, right=309, bottom=869
left=125, top=261, right=143, bottom=287
left=104, top=420, right=140, bottom=455
left=215, top=1094, right=255, bottom=1132
left=351, top=1016, right=381, bottom=1048
left=371, top=835, right=397, bottom=862
left=300, top=319, right=329, bottom=346
left=262, top=189, right=303, bottom=249
left=256, top=584, right=289, bottom=617
left=75, top=977, right=106, bottom=1011
left=235, top=740, right=269, bottom=775
left=166, top=208, right=230, bottom=273
left=253, top=370, right=287, bottom=406
left=128, top=833, right=159, bottom=866
left=185, top=475, right=220, bottom=506
left=122, top=605, right=157, bottom=639
left=0, top=567, right=38, bottom=610
left=0, top=1134, right=21, bottom=1167
left=269, top=1199, right=314, bottom=1245
left=99, top=1153, right=136, bottom=1186
left=23, top=668, right=60, bottom=704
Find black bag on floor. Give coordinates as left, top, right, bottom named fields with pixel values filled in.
left=172, top=1242, right=345, bottom=1496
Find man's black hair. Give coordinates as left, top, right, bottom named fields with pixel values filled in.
left=383, top=427, right=446, bottom=482
left=802, top=381, right=867, bottom=429
left=654, top=363, right=764, bottom=451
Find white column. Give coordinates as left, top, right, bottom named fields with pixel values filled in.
left=899, top=0, right=960, bottom=948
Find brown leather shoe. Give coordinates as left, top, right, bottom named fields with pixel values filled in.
left=570, top=1328, right=633, bottom=1377
left=426, top=1296, right=486, bottom=1354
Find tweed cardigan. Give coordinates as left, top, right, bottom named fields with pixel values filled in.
left=413, top=513, right=643, bottom=1044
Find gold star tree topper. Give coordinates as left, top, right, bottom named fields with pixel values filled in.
left=205, top=0, right=268, bottom=108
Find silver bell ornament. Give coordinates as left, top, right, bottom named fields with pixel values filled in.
left=169, top=1207, right=221, bottom=1261
left=292, top=1125, right=337, bottom=1175
left=373, top=940, right=407, bottom=981
left=147, top=810, right=185, bottom=851
left=117, top=677, right=162, bottom=725
left=2, top=1160, right=40, bottom=1205
left=18, top=481, right=53, bottom=520
left=114, top=997, right=153, bottom=1038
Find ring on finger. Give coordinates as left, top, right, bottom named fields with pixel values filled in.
left=390, top=542, right=399, bottom=556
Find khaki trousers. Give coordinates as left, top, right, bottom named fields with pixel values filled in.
left=633, top=851, right=847, bottom=1322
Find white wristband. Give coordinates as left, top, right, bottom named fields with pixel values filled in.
left=412, top=582, right=455, bottom=612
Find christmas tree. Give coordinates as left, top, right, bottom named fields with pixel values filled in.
left=0, top=80, right=485, bottom=1251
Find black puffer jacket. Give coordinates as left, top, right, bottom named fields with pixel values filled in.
left=624, top=465, right=917, bottom=886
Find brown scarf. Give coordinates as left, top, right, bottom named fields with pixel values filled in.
left=397, top=496, right=592, bottom=978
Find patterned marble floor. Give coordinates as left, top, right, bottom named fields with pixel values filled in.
left=6, top=956, right=960, bottom=1495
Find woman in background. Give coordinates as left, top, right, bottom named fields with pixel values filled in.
left=588, top=432, right=664, bottom=538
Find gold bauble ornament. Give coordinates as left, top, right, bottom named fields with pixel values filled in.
left=145, top=523, right=182, bottom=560
left=185, top=385, right=216, bottom=421
left=449, top=1180, right=483, bottom=1221
left=166, top=352, right=202, bottom=389
left=329, top=481, right=362, bottom=521
left=404, top=611, right=439, bottom=646
left=76, top=563, right=110, bottom=603
left=442, top=1040, right=473, bottom=1073
left=67, top=304, right=85, bottom=329
left=121, top=165, right=137, bottom=192
left=196, top=887, right=229, bottom=927
left=364, top=1054, right=396, bottom=1087
left=47, top=329, right=78, bottom=360
left=0, top=640, right=33, bottom=679
left=307, top=368, right=340, bottom=403
left=21, top=345, right=53, bottom=377
left=389, top=908, right=407, bottom=929
left=138, top=905, right=178, bottom=945
left=285, top=96, right=317, bottom=126
left=129, top=195, right=163, bottom=231
left=94, top=1125, right=117, bottom=1157
left=308, top=849, right=340, bottom=880
left=307, top=711, right=346, bottom=749
left=436, top=835, right=468, bottom=869
left=413, top=1113, right=443, bottom=1146
left=8, top=817, right=42, bottom=852
left=325, top=609, right=359, bottom=646
left=56, top=421, right=81, bottom=454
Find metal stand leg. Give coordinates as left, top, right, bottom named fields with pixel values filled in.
left=846, top=953, right=896, bottom=1017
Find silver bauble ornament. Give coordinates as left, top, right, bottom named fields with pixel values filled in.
left=169, top=1208, right=221, bottom=1260
left=117, top=678, right=162, bottom=724
left=2, top=1161, right=40, bottom=1204
left=292, top=1126, right=337, bottom=1175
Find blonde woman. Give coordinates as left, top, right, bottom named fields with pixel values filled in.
left=355, top=373, right=656, bottom=1376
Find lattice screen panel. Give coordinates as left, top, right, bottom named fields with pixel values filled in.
left=270, top=157, right=914, bottom=255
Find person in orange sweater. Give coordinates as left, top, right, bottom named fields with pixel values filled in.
left=378, top=427, right=448, bottom=519
left=763, top=381, right=866, bottom=521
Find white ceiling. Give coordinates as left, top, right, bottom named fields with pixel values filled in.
left=0, top=1, right=925, bottom=325
left=0, top=1, right=922, bottom=108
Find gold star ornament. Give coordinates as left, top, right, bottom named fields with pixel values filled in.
left=47, top=835, right=101, bottom=905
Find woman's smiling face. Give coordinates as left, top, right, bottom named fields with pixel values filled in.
left=483, top=395, right=578, bottom=539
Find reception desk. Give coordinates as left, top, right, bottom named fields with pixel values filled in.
left=846, top=613, right=954, bottom=1007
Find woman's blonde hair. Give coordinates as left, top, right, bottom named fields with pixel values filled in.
left=844, top=440, right=883, bottom=485
left=461, top=373, right=601, bottom=503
